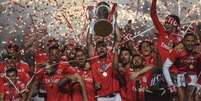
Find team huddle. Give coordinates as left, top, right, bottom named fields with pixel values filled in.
left=0, top=0, right=201, bottom=101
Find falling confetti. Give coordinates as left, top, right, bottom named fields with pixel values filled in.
left=0, top=0, right=200, bottom=47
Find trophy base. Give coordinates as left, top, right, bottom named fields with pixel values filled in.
left=94, top=19, right=113, bottom=37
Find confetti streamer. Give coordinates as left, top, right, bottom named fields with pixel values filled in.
left=0, top=0, right=201, bottom=47
left=61, top=13, right=74, bottom=32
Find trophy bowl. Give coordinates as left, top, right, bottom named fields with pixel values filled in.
left=94, top=19, right=113, bottom=37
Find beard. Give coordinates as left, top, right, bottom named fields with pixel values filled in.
left=98, top=51, right=107, bottom=58
left=184, top=44, right=194, bottom=52
left=76, top=60, right=86, bottom=68
left=132, top=64, right=144, bottom=69
left=120, top=59, right=130, bottom=66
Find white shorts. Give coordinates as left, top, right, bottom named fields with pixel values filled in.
left=187, top=75, right=198, bottom=86
left=176, top=73, right=186, bottom=87
left=97, top=93, right=122, bottom=101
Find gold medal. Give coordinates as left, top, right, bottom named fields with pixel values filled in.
left=189, top=64, right=194, bottom=69
left=102, top=72, right=107, bottom=77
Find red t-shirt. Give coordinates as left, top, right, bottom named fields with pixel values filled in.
left=144, top=54, right=156, bottom=66
left=37, top=62, right=76, bottom=101
left=132, top=69, right=150, bottom=101
left=0, top=63, right=4, bottom=73
left=143, top=54, right=156, bottom=84
left=42, top=72, right=63, bottom=101
left=151, top=0, right=178, bottom=63
left=0, top=61, right=31, bottom=84
left=1, top=80, right=26, bottom=101
left=16, top=61, right=31, bottom=84
left=120, top=67, right=150, bottom=101
left=76, top=68, right=96, bottom=101
left=170, top=48, right=201, bottom=74
left=35, top=52, right=48, bottom=65
left=120, top=68, right=135, bottom=101
left=90, top=53, right=120, bottom=96
left=57, top=61, right=76, bottom=75
left=0, top=64, right=5, bottom=86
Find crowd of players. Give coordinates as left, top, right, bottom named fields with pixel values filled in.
left=0, top=0, right=201, bottom=101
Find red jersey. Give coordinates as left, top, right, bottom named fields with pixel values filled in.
left=57, top=61, right=76, bottom=75
left=0, top=63, right=4, bottom=74
left=37, top=62, right=76, bottom=101
left=151, top=0, right=178, bottom=63
left=0, top=63, right=5, bottom=85
left=133, top=68, right=151, bottom=101
left=76, top=68, right=96, bottom=101
left=143, top=54, right=156, bottom=86
left=16, top=61, right=31, bottom=84
left=144, top=54, right=156, bottom=66
left=35, top=52, right=48, bottom=65
left=120, top=68, right=135, bottom=101
left=90, top=53, right=120, bottom=97
left=1, top=80, right=26, bottom=101
left=35, top=47, right=48, bottom=64
left=41, top=71, right=63, bottom=101
left=170, top=48, right=201, bottom=74
left=120, top=67, right=150, bottom=101
left=0, top=61, right=31, bottom=84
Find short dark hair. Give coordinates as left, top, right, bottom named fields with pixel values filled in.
left=184, top=32, right=197, bottom=40
left=132, top=54, right=143, bottom=59
left=7, top=43, right=19, bottom=52
left=74, top=47, right=88, bottom=57
left=6, top=67, right=17, bottom=75
left=48, top=45, right=59, bottom=52
left=96, top=40, right=107, bottom=47
left=131, top=54, right=144, bottom=65
left=75, top=47, right=84, bottom=53
left=138, top=41, right=152, bottom=51
left=120, top=47, right=132, bottom=55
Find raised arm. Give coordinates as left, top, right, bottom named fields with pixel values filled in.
left=113, top=20, right=121, bottom=69
left=87, top=27, right=95, bottom=58
left=113, top=37, right=120, bottom=70
left=130, top=64, right=154, bottom=80
left=73, top=73, right=88, bottom=101
left=63, top=74, right=88, bottom=101
left=150, top=0, right=166, bottom=34
left=24, top=79, right=39, bottom=101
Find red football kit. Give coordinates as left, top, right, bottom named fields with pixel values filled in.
left=119, top=68, right=135, bottom=101
left=143, top=54, right=157, bottom=85
left=170, top=49, right=201, bottom=74
left=76, top=68, right=96, bottom=101
left=0, top=80, right=26, bottom=101
left=169, top=48, right=201, bottom=85
left=120, top=67, right=150, bottom=101
left=40, top=71, right=63, bottom=101
left=134, top=67, right=151, bottom=101
left=0, top=61, right=31, bottom=84
left=144, top=54, right=156, bottom=66
left=35, top=52, right=48, bottom=65
left=36, top=61, right=76, bottom=101
left=90, top=53, right=120, bottom=97
left=151, top=0, right=178, bottom=63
